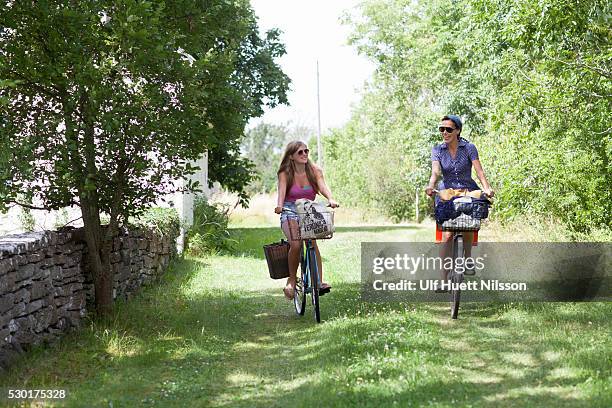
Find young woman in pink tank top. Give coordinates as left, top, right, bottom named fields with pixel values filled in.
left=274, top=141, right=339, bottom=300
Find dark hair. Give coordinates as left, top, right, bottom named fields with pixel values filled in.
left=441, top=115, right=462, bottom=140
left=442, top=115, right=462, bottom=134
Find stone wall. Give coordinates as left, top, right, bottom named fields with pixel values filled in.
left=0, top=225, right=178, bottom=369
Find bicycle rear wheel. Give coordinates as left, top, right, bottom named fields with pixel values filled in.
left=450, top=235, right=464, bottom=319
left=294, top=248, right=306, bottom=316
left=308, top=248, right=321, bottom=323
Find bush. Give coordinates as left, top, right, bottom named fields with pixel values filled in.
left=131, top=207, right=181, bottom=236
left=323, top=92, right=435, bottom=222
left=340, top=0, right=612, bottom=232
left=18, top=207, right=35, bottom=232
left=186, top=196, right=234, bottom=255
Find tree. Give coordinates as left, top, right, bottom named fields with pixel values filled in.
left=241, top=122, right=289, bottom=193
left=0, top=0, right=290, bottom=315
left=240, top=122, right=317, bottom=194
left=333, top=0, right=611, bottom=231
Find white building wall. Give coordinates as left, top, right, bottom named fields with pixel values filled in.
left=167, top=152, right=209, bottom=253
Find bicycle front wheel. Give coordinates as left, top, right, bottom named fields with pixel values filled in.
left=308, top=248, right=321, bottom=323
left=450, top=235, right=464, bottom=319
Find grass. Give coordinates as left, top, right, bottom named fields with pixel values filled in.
left=223, top=192, right=612, bottom=242
left=0, top=224, right=610, bottom=407
left=223, top=193, right=402, bottom=228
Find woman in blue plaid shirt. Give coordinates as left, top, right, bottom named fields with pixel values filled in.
left=425, top=115, right=495, bottom=281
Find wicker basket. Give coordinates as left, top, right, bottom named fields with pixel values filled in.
left=263, top=240, right=290, bottom=279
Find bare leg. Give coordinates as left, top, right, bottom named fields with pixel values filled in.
left=281, top=220, right=301, bottom=297
left=440, top=231, right=454, bottom=281
left=463, top=231, right=474, bottom=258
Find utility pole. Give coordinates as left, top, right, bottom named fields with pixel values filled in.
left=316, top=60, right=322, bottom=168
left=415, top=187, right=420, bottom=223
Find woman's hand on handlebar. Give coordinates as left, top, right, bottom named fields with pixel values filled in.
left=328, top=199, right=340, bottom=208
left=274, top=206, right=282, bottom=214
left=425, top=186, right=436, bottom=197
left=483, top=188, right=495, bottom=198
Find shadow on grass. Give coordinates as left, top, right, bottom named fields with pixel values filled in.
left=2, top=255, right=609, bottom=408
left=175, top=283, right=608, bottom=408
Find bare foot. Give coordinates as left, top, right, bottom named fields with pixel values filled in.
left=283, top=284, right=294, bottom=299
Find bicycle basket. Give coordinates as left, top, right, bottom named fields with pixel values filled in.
left=440, top=213, right=481, bottom=231
left=436, top=198, right=490, bottom=223
left=263, top=240, right=290, bottom=279
left=286, top=211, right=335, bottom=240
left=289, top=199, right=335, bottom=240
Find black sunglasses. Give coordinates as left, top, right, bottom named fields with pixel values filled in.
left=296, top=148, right=310, bottom=155
left=438, top=126, right=456, bottom=133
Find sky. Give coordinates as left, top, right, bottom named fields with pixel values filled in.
left=249, top=0, right=376, bottom=132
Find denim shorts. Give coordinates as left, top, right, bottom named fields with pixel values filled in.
left=280, top=201, right=299, bottom=225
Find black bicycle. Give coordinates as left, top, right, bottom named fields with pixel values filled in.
left=434, top=191, right=491, bottom=319
left=282, top=205, right=334, bottom=323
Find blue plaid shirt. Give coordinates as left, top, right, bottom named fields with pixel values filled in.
left=431, top=137, right=480, bottom=191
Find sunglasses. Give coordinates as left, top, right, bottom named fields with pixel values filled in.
left=438, top=126, right=456, bottom=133
left=296, top=148, right=310, bottom=155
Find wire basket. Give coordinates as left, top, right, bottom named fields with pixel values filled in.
left=439, top=213, right=481, bottom=231
left=286, top=211, right=335, bottom=241
left=263, top=240, right=290, bottom=279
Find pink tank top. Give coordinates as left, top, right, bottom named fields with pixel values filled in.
left=286, top=183, right=316, bottom=202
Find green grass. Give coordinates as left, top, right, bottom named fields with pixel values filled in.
left=0, top=226, right=610, bottom=407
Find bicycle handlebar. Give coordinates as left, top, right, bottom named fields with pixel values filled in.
left=281, top=204, right=336, bottom=214
left=431, top=189, right=493, bottom=202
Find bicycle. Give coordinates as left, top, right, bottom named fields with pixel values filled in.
left=433, top=190, right=491, bottom=319
left=281, top=204, right=335, bottom=323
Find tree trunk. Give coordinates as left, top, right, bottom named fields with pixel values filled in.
left=80, top=197, right=114, bottom=317
left=72, top=92, right=116, bottom=317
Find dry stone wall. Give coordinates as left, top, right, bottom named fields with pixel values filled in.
left=0, top=225, right=178, bottom=369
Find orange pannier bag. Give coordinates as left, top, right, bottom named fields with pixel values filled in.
left=435, top=224, right=478, bottom=246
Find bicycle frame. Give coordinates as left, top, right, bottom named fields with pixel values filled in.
left=301, top=239, right=320, bottom=293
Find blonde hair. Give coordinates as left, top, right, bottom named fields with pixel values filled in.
left=277, top=141, right=319, bottom=195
